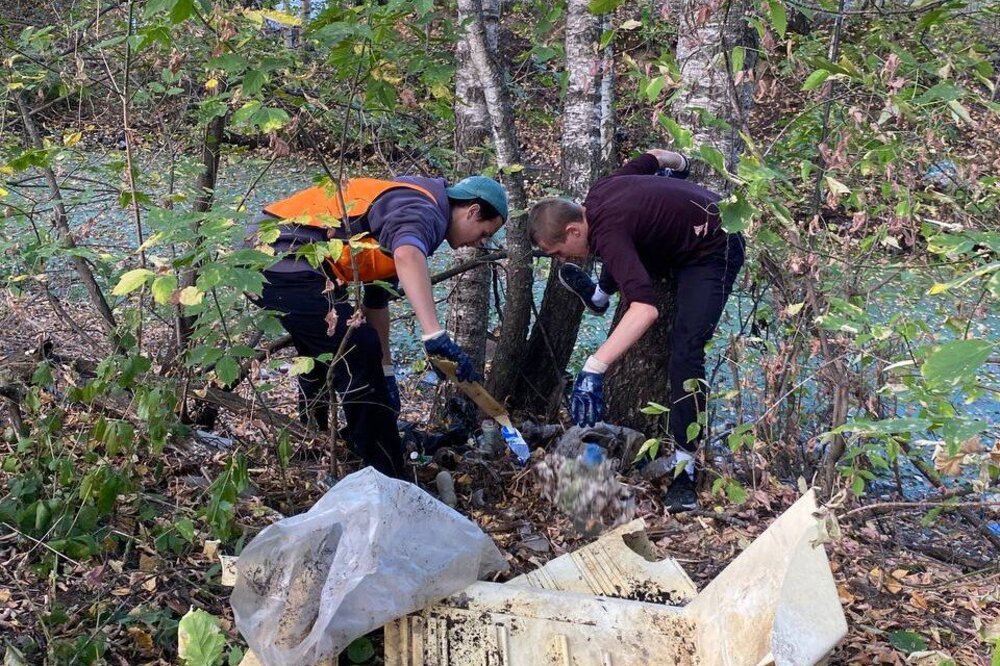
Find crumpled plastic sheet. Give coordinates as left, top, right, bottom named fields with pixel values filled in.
left=231, top=468, right=508, bottom=666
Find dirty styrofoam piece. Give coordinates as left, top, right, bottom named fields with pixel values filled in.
left=687, top=490, right=847, bottom=665
left=384, top=582, right=700, bottom=666
left=507, top=518, right=697, bottom=605
left=386, top=490, right=847, bottom=665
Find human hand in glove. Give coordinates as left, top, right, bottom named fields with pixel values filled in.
left=570, top=370, right=605, bottom=427
left=424, top=331, right=480, bottom=383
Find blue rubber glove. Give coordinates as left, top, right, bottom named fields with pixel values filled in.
left=424, top=332, right=480, bottom=383
left=571, top=370, right=605, bottom=427
left=384, top=373, right=401, bottom=413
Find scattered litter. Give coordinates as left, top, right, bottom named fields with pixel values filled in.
left=536, top=440, right=635, bottom=535
left=193, top=429, right=234, bottom=450
left=387, top=490, right=847, bottom=665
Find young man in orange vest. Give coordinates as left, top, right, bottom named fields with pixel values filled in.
left=528, top=149, right=744, bottom=512
left=251, top=175, right=508, bottom=479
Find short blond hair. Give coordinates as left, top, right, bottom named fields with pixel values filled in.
left=528, top=197, right=584, bottom=246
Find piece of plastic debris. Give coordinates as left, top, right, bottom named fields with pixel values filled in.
left=435, top=470, right=458, bottom=507
left=386, top=490, right=848, bottom=666
left=230, top=468, right=507, bottom=666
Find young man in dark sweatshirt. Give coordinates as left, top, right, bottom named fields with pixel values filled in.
left=251, top=175, right=508, bottom=479
left=528, top=149, right=745, bottom=511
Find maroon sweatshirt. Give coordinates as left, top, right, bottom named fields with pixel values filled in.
left=584, top=153, right=727, bottom=306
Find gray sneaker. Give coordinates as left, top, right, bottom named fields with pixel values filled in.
left=558, top=263, right=608, bottom=314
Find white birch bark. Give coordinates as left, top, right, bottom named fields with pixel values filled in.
left=456, top=0, right=534, bottom=401
left=598, top=14, right=616, bottom=172
left=673, top=0, right=755, bottom=194
left=513, top=0, right=604, bottom=415
left=439, top=0, right=499, bottom=425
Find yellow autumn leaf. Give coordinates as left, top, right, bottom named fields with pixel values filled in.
left=205, top=78, right=219, bottom=92
left=178, top=286, right=203, bottom=306
left=63, top=131, right=83, bottom=147
left=244, top=9, right=302, bottom=27
left=430, top=84, right=453, bottom=101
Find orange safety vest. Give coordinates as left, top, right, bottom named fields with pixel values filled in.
left=263, top=178, right=437, bottom=284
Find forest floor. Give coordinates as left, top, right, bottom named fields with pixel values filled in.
left=1, top=295, right=998, bottom=665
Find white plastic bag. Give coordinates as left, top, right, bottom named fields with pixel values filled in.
left=230, top=468, right=508, bottom=666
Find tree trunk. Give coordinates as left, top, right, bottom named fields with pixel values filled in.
left=598, top=14, right=616, bottom=172
left=674, top=0, right=755, bottom=190
left=13, top=92, right=119, bottom=342
left=177, top=112, right=227, bottom=348
left=436, top=0, right=499, bottom=429
left=456, top=0, right=532, bottom=404
left=605, top=276, right=677, bottom=433
left=511, top=0, right=603, bottom=417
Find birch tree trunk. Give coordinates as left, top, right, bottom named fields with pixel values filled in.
left=674, top=0, right=755, bottom=190
left=598, top=14, right=616, bottom=172
left=456, top=0, right=533, bottom=404
left=436, top=0, right=499, bottom=429
left=511, top=0, right=603, bottom=417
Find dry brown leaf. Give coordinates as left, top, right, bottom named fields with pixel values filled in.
left=138, top=553, right=158, bottom=573
left=960, top=436, right=983, bottom=454
left=932, top=444, right=964, bottom=476
left=127, top=626, right=155, bottom=654
left=142, top=576, right=157, bottom=593
left=0, top=588, right=9, bottom=604
left=909, top=591, right=929, bottom=611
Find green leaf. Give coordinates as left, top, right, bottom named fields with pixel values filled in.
left=769, top=0, right=787, bottom=38
left=730, top=46, right=745, bottom=74
left=888, top=630, right=926, bottom=654
left=151, top=275, right=178, bottom=305
left=921, top=339, right=994, bottom=389
left=632, top=438, right=661, bottom=463
left=170, top=0, right=195, bottom=23
left=112, top=268, right=154, bottom=296
left=645, top=76, right=666, bottom=102
left=657, top=114, right=693, bottom=150
left=639, top=401, right=669, bottom=415
left=802, top=69, right=831, bottom=91
left=686, top=421, right=701, bottom=444
left=178, top=609, right=225, bottom=666
left=289, top=356, right=316, bottom=377
left=719, top=193, right=756, bottom=233
left=725, top=479, right=747, bottom=504
left=215, top=357, right=240, bottom=387
left=179, top=286, right=204, bottom=306
left=696, top=145, right=727, bottom=176
left=143, top=0, right=175, bottom=19
left=176, top=518, right=196, bottom=543
left=587, top=0, right=625, bottom=14
left=242, top=69, right=267, bottom=96
left=346, top=637, right=375, bottom=664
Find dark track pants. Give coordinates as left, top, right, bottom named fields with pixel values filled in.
left=669, top=233, right=745, bottom=452
left=259, top=272, right=405, bottom=479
